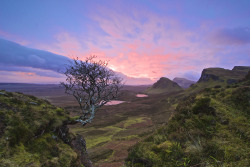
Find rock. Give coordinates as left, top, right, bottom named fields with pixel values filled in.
left=232, top=66, right=250, bottom=71
left=29, top=102, right=38, bottom=105
left=71, top=134, right=93, bottom=167
left=198, top=73, right=219, bottom=82
left=56, top=124, right=93, bottom=167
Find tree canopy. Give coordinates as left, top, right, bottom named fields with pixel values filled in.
left=61, top=56, right=123, bottom=126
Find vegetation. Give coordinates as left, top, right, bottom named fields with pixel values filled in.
left=145, top=77, right=183, bottom=94
left=126, top=74, right=250, bottom=166
left=0, top=67, right=249, bottom=166
left=0, top=91, right=81, bottom=166
left=61, top=56, right=123, bottom=126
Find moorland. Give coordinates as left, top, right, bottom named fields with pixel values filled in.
left=0, top=66, right=249, bottom=167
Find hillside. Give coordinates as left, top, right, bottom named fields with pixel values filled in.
left=126, top=72, right=250, bottom=166
left=0, top=67, right=249, bottom=166
left=0, top=91, right=91, bottom=166
left=173, top=77, right=196, bottom=88
left=187, top=66, right=250, bottom=93
left=198, top=66, right=250, bottom=84
left=0, top=83, right=180, bottom=166
left=145, top=77, right=183, bottom=94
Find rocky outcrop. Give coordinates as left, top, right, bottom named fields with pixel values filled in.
left=198, top=69, right=221, bottom=83
left=57, top=124, right=93, bottom=167
left=198, top=67, right=250, bottom=84
left=232, top=66, right=250, bottom=71
left=71, top=134, right=93, bottom=167
left=152, top=77, right=181, bottom=89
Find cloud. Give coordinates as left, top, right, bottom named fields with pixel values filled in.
left=0, top=38, right=155, bottom=85
left=0, top=65, right=64, bottom=78
left=181, top=71, right=201, bottom=81
left=0, top=38, right=71, bottom=73
left=210, top=27, right=250, bottom=45
left=0, top=71, right=64, bottom=84
left=37, top=6, right=249, bottom=85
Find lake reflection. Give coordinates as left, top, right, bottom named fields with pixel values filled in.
left=105, top=100, right=126, bottom=105
left=136, top=94, right=148, bottom=97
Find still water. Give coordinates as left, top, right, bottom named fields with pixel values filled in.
left=136, top=94, right=148, bottom=97
left=105, top=100, right=126, bottom=105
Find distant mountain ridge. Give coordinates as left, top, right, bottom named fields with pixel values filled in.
left=198, top=66, right=250, bottom=84
left=145, top=77, right=182, bottom=94
left=173, top=77, right=196, bottom=88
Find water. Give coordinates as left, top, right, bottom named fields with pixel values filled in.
left=105, top=100, right=126, bottom=105
left=136, top=94, right=148, bottom=97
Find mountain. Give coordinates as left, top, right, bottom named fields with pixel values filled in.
left=173, top=77, right=196, bottom=88
left=198, top=66, right=250, bottom=84
left=187, top=66, right=250, bottom=93
left=126, top=70, right=250, bottom=167
left=145, top=77, right=183, bottom=94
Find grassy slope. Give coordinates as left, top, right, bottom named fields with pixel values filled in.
left=126, top=75, right=250, bottom=166
left=0, top=91, right=79, bottom=167
left=186, top=67, right=250, bottom=95
left=68, top=92, right=180, bottom=167
left=145, top=77, right=183, bottom=94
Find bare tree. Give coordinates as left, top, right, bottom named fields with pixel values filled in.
left=61, top=56, right=123, bottom=126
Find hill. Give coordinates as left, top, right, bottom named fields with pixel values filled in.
left=187, top=66, right=250, bottom=93
left=126, top=72, right=250, bottom=166
left=198, top=66, right=250, bottom=84
left=0, top=90, right=91, bottom=166
left=145, top=77, right=183, bottom=94
left=173, top=77, right=196, bottom=88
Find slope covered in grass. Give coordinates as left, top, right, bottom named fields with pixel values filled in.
left=126, top=73, right=250, bottom=167
left=0, top=91, right=82, bottom=166
left=186, top=66, right=250, bottom=95
left=145, top=77, right=183, bottom=94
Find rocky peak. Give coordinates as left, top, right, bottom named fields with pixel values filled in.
left=145, top=77, right=182, bottom=94
left=152, top=77, right=180, bottom=89
left=232, top=66, right=250, bottom=71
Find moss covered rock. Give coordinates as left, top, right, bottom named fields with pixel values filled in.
left=0, top=91, right=83, bottom=167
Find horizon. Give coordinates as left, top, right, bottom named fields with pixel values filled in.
left=0, top=0, right=249, bottom=85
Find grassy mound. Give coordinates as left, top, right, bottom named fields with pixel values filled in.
left=145, top=77, right=183, bottom=94
left=0, top=91, right=80, bottom=167
left=126, top=77, right=250, bottom=166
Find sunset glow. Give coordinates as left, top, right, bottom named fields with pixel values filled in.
left=0, top=0, right=249, bottom=84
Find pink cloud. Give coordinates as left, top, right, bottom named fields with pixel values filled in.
left=37, top=7, right=224, bottom=84
left=0, top=71, right=63, bottom=84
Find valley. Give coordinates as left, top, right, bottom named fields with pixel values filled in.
left=0, top=83, right=182, bottom=166
left=0, top=66, right=249, bottom=167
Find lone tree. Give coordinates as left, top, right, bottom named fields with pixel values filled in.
left=61, top=56, right=123, bottom=126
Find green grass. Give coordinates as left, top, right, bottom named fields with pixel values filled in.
left=71, top=116, right=149, bottom=149
left=123, top=117, right=148, bottom=128
left=126, top=77, right=250, bottom=166
left=0, top=91, right=78, bottom=167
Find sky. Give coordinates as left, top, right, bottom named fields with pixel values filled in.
left=0, top=0, right=249, bottom=84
